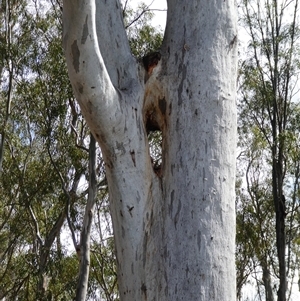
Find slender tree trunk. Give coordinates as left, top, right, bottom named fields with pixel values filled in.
left=37, top=211, right=66, bottom=299
left=273, top=154, right=286, bottom=301
left=0, top=0, right=14, bottom=174
left=63, top=0, right=237, bottom=299
left=262, top=262, right=275, bottom=301
left=76, top=134, right=97, bottom=300
left=0, top=59, right=13, bottom=175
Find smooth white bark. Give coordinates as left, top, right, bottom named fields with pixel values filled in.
left=63, top=0, right=237, bottom=300
left=161, top=1, right=237, bottom=299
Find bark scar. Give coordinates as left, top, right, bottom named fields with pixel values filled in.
left=141, top=283, right=147, bottom=297
left=228, top=34, right=237, bottom=51
left=81, top=14, right=89, bottom=44
left=71, top=40, right=80, bottom=73
left=130, top=150, right=136, bottom=167
left=127, top=205, right=134, bottom=217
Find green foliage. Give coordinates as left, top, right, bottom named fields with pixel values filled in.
left=0, top=0, right=88, bottom=299
left=123, top=2, right=163, bottom=56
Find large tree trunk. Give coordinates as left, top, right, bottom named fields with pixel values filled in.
left=62, top=0, right=237, bottom=300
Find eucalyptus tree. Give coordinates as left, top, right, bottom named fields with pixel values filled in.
left=237, top=0, right=300, bottom=300
left=1, top=1, right=165, bottom=300
left=74, top=3, right=164, bottom=299
left=63, top=1, right=238, bottom=300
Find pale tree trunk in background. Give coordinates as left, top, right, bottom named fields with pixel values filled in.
left=62, top=0, right=237, bottom=300
left=262, top=263, right=275, bottom=301
left=76, top=134, right=97, bottom=300
left=0, top=0, right=14, bottom=174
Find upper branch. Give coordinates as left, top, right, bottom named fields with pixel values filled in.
left=95, top=0, right=140, bottom=89
left=62, top=0, right=125, bottom=145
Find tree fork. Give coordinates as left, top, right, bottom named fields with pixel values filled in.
left=63, top=1, right=237, bottom=300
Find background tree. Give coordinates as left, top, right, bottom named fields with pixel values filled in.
left=0, top=1, right=88, bottom=299
left=236, top=0, right=300, bottom=300
left=0, top=1, right=108, bottom=299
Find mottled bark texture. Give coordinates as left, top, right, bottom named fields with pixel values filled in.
left=63, top=0, right=237, bottom=300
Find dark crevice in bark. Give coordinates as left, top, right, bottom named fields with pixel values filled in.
left=144, top=105, right=165, bottom=178
left=142, top=51, right=166, bottom=178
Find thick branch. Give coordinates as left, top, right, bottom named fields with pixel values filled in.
left=63, top=0, right=126, bottom=149
left=28, top=205, right=43, bottom=246
left=95, top=0, right=139, bottom=88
